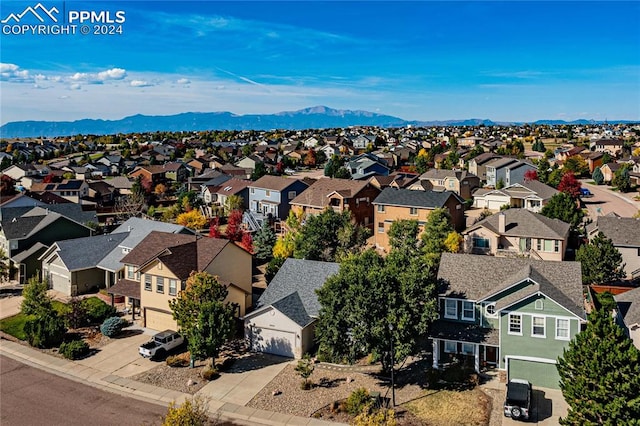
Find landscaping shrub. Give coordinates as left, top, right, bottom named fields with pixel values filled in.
left=295, top=353, right=315, bottom=390
left=24, top=309, right=66, bottom=348
left=166, top=355, right=190, bottom=367
left=65, top=297, right=88, bottom=329
left=201, top=367, right=219, bottom=381
left=353, top=408, right=397, bottom=426
left=100, top=316, right=126, bottom=337
left=21, top=276, right=52, bottom=316
left=59, top=339, right=90, bottom=360
left=162, top=396, right=209, bottom=426
left=84, top=298, right=117, bottom=324
left=345, top=387, right=371, bottom=416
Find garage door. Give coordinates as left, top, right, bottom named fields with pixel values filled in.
left=145, top=309, right=177, bottom=332
left=49, top=271, right=69, bottom=294
left=488, top=200, right=506, bottom=210
left=250, top=327, right=295, bottom=358
left=508, top=358, right=560, bottom=389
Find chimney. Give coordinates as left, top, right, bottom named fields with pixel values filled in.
left=498, top=212, right=506, bottom=234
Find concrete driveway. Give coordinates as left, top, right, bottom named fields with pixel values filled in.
left=581, top=180, right=640, bottom=219
left=502, top=386, right=568, bottom=425
left=0, top=294, right=23, bottom=320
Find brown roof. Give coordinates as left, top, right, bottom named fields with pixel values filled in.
left=250, top=175, right=305, bottom=192
left=209, top=178, right=251, bottom=196
left=108, top=279, right=141, bottom=299
left=290, top=178, right=371, bottom=208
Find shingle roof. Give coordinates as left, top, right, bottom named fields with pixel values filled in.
left=373, top=187, right=460, bottom=209
left=120, top=231, right=196, bottom=266
left=615, top=287, right=640, bottom=326
left=108, top=279, right=141, bottom=299
left=255, top=259, right=340, bottom=325
left=250, top=175, right=306, bottom=192
left=290, top=178, right=372, bottom=207
left=593, top=216, right=640, bottom=247
left=465, top=208, right=570, bottom=239
left=430, top=321, right=500, bottom=345
left=53, top=233, right=128, bottom=271
left=506, top=180, right=558, bottom=200
left=437, top=253, right=584, bottom=318
left=418, top=169, right=478, bottom=181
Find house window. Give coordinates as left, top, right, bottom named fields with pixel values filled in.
left=556, top=318, right=570, bottom=340
left=485, top=303, right=496, bottom=317
left=409, top=207, right=418, bottom=216
left=444, top=341, right=457, bottom=353
left=144, top=275, right=152, bottom=291
left=265, top=190, right=271, bottom=197
left=461, top=343, right=474, bottom=355
left=378, top=222, right=385, bottom=234
left=449, top=180, right=455, bottom=189
left=169, top=279, right=177, bottom=296
left=554, top=240, right=560, bottom=253
left=509, top=314, right=522, bottom=335
left=377, top=205, right=385, bottom=213
left=156, top=277, right=164, bottom=293
left=544, top=239, right=554, bottom=252
left=532, top=316, right=545, bottom=337
left=250, top=188, right=255, bottom=194
left=462, top=301, right=475, bottom=321
left=126, top=265, right=135, bottom=280
left=473, top=237, right=490, bottom=249
left=445, top=299, right=457, bottom=319
left=535, top=299, right=544, bottom=310
left=288, top=191, right=296, bottom=200
left=536, top=239, right=542, bottom=251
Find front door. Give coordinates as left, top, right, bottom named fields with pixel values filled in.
left=485, top=346, right=498, bottom=365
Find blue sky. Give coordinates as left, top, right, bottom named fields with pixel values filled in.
left=1, top=1, right=639, bottom=125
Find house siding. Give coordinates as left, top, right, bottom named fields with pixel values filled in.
left=245, top=307, right=303, bottom=358
left=618, top=246, right=640, bottom=279
left=140, top=262, right=180, bottom=331
left=72, top=268, right=104, bottom=294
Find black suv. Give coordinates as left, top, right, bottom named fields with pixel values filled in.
left=504, top=379, right=532, bottom=420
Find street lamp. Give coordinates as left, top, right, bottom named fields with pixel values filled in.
left=388, top=323, right=395, bottom=407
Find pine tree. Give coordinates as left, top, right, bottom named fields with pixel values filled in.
left=557, top=308, right=640, bottom=425
left=253, top=222, right=277, bottom=260
left=592, top=167, right=604, bottom=185
left=575, top=232, right=625, bottom=284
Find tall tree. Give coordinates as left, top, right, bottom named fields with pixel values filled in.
left=563, top=156, right=589, bottom=177
left=558, top=171, right=581, bottom=199
left=592, top=167, right=604, bottom=185
left=537, top=158, right=551, bottom=184
left=421, top=208, right=455, bottom=265
left=176, top=210, right=207, bottom=230
left=169, top=272, right=236, bottom=367
left=253, top=222, right=277, bottom=261
left=540, top=192, right=584, bottom=231
left=575, top=232, right=625, bottom=284
left=224, top=210, right=244, bottom=241
left=613, top=164, right=632, bottom=193
left=557, top=308, right=640, bottom=425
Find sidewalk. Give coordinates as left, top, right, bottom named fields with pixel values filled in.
left=0, top=338, right=339, bottom=426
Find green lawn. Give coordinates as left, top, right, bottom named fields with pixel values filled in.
left=0, top=300, right=69, bottom=340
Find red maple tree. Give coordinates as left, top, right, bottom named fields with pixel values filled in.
left=558, top=171, right=581, bottom=199
left=208, top=217, right=221, bottom=238
left=240, top=232, right=253, bottom=253
left=524, top=169, right=538, bottom=182
left=225, top=210, right=244, bottom=241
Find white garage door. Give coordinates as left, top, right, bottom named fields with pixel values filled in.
left=49, top=271, right=70, bottom=294
left=251, top=327, right=295, bottom=358
left=487, top=200, right=506, bottom=210
left=145, top=309, right=177, bottom=332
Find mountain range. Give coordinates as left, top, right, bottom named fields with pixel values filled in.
left=0, top=106, right=635, bottom=138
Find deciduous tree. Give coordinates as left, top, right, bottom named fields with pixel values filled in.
left=21, top=276, right=52, bottom=316
left=558, top=171, right=581, bottom=199
left=524, top=169, right=538, bottom=182
left=575, top=232, right=625, bottom=284
left=224, top=210, right=244, bottom=241
left=540, top=192, right=584, bottom=231
left=557, top=308, right=640, bottom=425
left=176, top=210, right=207, bottom=230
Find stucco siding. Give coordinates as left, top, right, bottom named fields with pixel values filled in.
left=72, top=268, right=104, bottom=294
left=206, top=244, right=252, bottom=294
left=618, top=246, right=640, bottom=279
left=140, top=262, right=180, bottom=317
left=245, top=307, right=303, bottom=358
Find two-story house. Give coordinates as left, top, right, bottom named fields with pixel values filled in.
left=431, top=253, right=586, bottom=389
left=202, top=178, right=251, bottom=210
left=415, top=169, right=480, bottom=200
left=247, top=175, right=310, bottom=221
left=462, top=209, right=570, bottom=261
left=485, top=158, right=536, bottom=188
left=372, top=187, right=465, bottom=253
left=30, top=180, right=90, bottom=203
left=591, top=139, right=624, bottom=156
left=118, top=231, right=252, bottom=331
left=347, top=153, right=391, bottom=180
left=467, top=153, right=501, bottom=182
left=289, top=178, right=381, bottom=229
left=472, top=181, right=558, bottom=212
left=587, top=216, right=640, bottom=280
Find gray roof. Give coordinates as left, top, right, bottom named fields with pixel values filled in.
left=12, top=242, right=48, bottom=263
left=98, top=217, right=194, bottom=271
left=430, top=321, right=500, bottom=345
left=437, top=253, right=585, bottom=318
left=505, top=180, right=559, bottom=201
left=465, top=208, right=570, bottom=239
left=0, top=204, right=96, bottom=226
left=616, top=287, right=640, bottom=326
left=593, top=216, right=640, bottom=248
left=418, top=169, right=478, bottom=182
left=51, top=233, right=128, bottom=271
left=255, top=258, right=340, bottom=326
left=373, top=187, right=461, bottom=208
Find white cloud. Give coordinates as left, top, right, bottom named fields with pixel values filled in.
left=176, top=78, right=191, bottom=85
left=0, top=63, right=30, bottom=81
left=130, top=80, right=154, bottom=87
left=69, top=83, right=82, bottom=90
left=97, top=68, right=126, bottom=81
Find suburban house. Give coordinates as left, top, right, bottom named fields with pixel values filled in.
left=0, top=206, right=95, bottom=284
left=591, top=139, right=625, bottom=156
left=587, top=216, right=640, bottom=280
left=368, top=172, right=419, bottom=190
left=118, top=231, right=252, bottom=331
left=202, top=178, right=251, bottom=210
left=244, top=258, right=340, bottom=358
left=40, top=234, right=128, bottom=296
left=29, top=179, right=90, bottom=203
left=615, top=287, right=640, bottom=350
left=472, top=180, right=558, bottom=212
left=415, top=169, right=480, bottom=200
left=372, top=187, right=465, bottom=253
left=467, top=153, right=501, bottom=182
left=289, top=178, right=381, bottom=229
left=431, top=253, right=585, bottom=389
left=462, top=209, right=570, bottom=261
left=247, top=175, right=310, bottom=221
left=599, top=162, right=623, bottom=183
left=485, top=158, right=536, bottom=188
left=347, top=153, right=391, bottom=180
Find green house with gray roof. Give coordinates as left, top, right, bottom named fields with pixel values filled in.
left=432, top=253, right=586, bottom=389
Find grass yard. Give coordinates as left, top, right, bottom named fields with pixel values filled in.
left=0, top=300, right=72, bottom=340
left=404, top=388, right=491, bottom=426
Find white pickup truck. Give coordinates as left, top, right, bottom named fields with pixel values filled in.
left=139, top=330, right=184, bottom=359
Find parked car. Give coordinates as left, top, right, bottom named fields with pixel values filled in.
left=138, top=330, right=184, bottom=359
left=504, top=378, right=532, bottom=420
left=580, top=187, right=594, bottom=198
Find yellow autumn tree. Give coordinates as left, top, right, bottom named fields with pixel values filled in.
left=444, top=231, right=463, bottom=253
left=176, top=210, right=207, bottom=230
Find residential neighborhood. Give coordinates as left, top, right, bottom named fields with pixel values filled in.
left=1, top=122, right=640, bottom=425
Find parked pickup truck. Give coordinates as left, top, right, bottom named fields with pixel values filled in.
left=139, top=330, right=184, bottom=359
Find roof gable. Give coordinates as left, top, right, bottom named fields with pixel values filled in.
left=373, top=187, right=461, bottom=209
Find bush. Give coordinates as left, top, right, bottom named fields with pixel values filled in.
left=162, top=396, right=209, bottom=426
left=100, top=316, right=126, bottom=337
left=24, top=309, right=66, bottom=348
left=65, top=297, right=88, bottom=329
left=345, top=387, right=371, bottom=416
left=21, top=276, right=52, bottom=316
left=59, top=339, right=90, bottom=359
left=353, top=409, right=397, bottom=426
left=201, top=367, right=219, bottom=381
left=166, top=355, right=190, bottom=367
left=84, top=298, right=117, bottom=324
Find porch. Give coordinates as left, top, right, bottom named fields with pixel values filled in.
left=430, top=321, right=500, bottom=373
left=107, top=278, right=141, bottom=321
